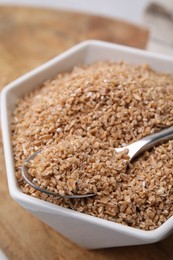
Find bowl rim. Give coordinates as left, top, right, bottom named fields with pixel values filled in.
left=1, top=40, right=173, bottom=241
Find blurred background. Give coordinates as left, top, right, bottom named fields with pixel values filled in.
left=0, top=0, right=173, bottom=259
left=0, top=0, right=173, bottom=55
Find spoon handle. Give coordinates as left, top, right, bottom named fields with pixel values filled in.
left=140, top=125, right=173, bottom=148
left=126, top=125, right=173, bottom=161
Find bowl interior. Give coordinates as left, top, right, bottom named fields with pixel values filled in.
left=1, top=40, right=173, bottom=246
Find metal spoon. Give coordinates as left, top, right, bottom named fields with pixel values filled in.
left=22, top=125, right=173, bottom=199
left=22, top=150, right=94, bottom=199
left=115, top=125, right=173, bottom=162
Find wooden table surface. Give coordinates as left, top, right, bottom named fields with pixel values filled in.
left=0, top=5, right=173, bottom=260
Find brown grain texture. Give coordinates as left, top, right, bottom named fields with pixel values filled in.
left=1, top=5, right=173, bottom=260
left=12, top=61, right=173, bottom=231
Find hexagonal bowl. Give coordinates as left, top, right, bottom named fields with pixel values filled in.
left=1, top=40, right=173, bottom=249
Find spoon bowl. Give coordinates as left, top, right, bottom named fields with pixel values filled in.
left=22, top=125, right=173, bottom=198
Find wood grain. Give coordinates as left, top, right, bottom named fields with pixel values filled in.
left=0, top=6, right=148, bottom=90
left=1, top=5, right=172, bottom=260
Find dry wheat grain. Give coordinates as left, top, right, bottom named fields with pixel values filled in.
left=11, top=61, right=173, bottom=230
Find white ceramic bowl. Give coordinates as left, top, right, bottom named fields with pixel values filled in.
left=1, top=40, right=173, bottom=249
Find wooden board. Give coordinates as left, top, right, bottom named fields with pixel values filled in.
left=0, top=6, right=148, bottom=89
left=1, top=5, right=172, bottom=260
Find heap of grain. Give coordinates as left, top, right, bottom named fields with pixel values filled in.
left=12, top=61, right=173, bottom=230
